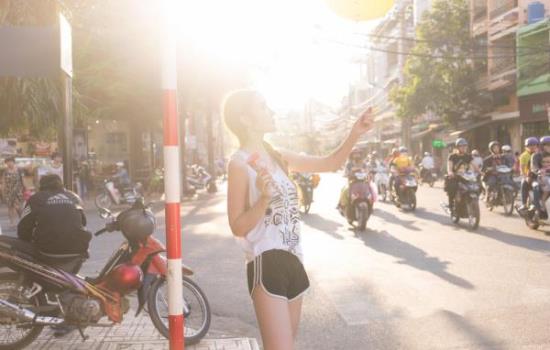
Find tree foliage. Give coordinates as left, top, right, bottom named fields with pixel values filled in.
left=390, top=0, right=490, bottom=126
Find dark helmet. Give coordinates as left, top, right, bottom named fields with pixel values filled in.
left=540, top=136, right=550, bottom=146
left=525, top=137, right=539, bottom=147
left=116, top=200, right=156, bottom=243
left=455, top=138, right=468, bottom=147
left=488, top=141, right=500, bottom=153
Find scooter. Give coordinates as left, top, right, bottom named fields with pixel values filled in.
left=339, top=170, right=374, bottom=231
left=448, top=170, right=481, bottom=230
left=292, top=173, right=320, bottom=214
left=420, top=167, right=437, bottom=187
left=517, top=171, right=550, bottom=230
left=0, top=199, right=210, bottom=349
left=485, top=165, right=516, bottom=216
left=188, top=165, right=217, bottom=194
left=95, top=179, right=142, bottom=210
left=392, top=169, right=418, bottom=211
left=373, top=164, right=390, bottom=202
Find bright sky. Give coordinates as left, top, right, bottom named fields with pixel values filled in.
left=176, top=0, right=378, bottom=111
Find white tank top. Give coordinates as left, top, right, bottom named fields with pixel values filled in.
left=231, top=150, right=303, bottom=263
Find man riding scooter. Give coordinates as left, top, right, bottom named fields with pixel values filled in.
left=445, top=138, right=480, bottom=216
left=482, top=141, right=513, bottom=204
left=420, top=152, right=435, bottom=183
left=517, top=137, right=539, bottom=212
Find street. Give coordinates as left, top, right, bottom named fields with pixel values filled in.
left=74, top=173, right=550, bottom=349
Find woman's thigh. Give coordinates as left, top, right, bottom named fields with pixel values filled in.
left=252, top=287, right=293, bottom=350
left=288, top=296, right=303, bottom=339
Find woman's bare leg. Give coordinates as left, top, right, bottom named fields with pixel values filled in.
left=252, top=287, right=294, bottom=350
left=289, top=296, right=303, bottom=340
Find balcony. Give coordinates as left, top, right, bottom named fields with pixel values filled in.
left=490, top=0, right=518, bottom=19
left=473, top=7, right=487, bottom=22
left=489, top=56, right=516, bottom=90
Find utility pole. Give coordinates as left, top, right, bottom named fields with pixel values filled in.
left=398, top=3, right=411, bottom=150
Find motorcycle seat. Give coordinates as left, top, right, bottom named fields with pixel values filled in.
left=0, top=236, right=37, bottom=258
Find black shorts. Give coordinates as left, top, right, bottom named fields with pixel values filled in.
left=247, top=249, right=310, bottom=301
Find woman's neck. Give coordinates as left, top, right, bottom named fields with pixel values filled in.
left=240, top=136, right=265, bottom=153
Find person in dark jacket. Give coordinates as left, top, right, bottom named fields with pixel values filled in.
left=17, top=174, right=91, bottom=272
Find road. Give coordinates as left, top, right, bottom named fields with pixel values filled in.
left=3, top=173, right=550, bottom=349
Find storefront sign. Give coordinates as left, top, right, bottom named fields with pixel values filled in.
left=432, top=139, right=446, bottom=149
left=520, top=92, right=550, bottom=122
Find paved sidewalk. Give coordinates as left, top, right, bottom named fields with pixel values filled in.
left=29, top=312, right=259, bottom=350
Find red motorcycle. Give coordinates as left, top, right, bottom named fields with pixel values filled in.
left=0, top=200, right=210, bottom=349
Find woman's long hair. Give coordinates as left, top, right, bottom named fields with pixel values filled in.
left=222, top=89, right=288, bottom=174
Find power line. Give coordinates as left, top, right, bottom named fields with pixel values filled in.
left=352, top=32, right=550, bottom=52
left=323, top=38, right=550, bottom=60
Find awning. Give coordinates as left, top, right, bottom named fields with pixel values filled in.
left=450, top=118, right=493, bottom=137
left=411, top=123, right=444, bottom=140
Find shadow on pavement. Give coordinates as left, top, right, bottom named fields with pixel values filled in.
left=302, top=213, right=345, bottom=240
left=441, top=310, right=506, bottom=348
left=373, top=209, right=421, bottom=231
left=474, top=226, right=550, bottom=253
left=359, top=230, right=475, bottom=290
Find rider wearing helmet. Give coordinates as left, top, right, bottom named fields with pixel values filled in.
left=389, top=146, right=415, bottom=199
left=482, top=141, right=506, bottom=201
left=501, top=144, right=515, bottom=169
left=518, top=137, right=540, bottom=211
left=446, top=138, right=480, bottom=214
left=338, top=147, right=369, bottom=210
left=529, top=136, right=550, bottom=214
left=420, top=152, right=435, bottom=179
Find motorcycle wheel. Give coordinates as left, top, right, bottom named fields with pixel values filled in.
left=303, top=203, right=311, bottom=214
left=501, top=188, right=515, bottom=216
left=410, top=191, right=417, bottom=211
left=0, top=273, right=44, bottom=350
left=207, top=181, right=217, bottom=194
left=379, top=185, right=387, bottom=202
left=354, top=204, right=368, bottom=231
left=466, top=200, right=481, bottom=231
left=95, top=192, right=113, bottom=210
left=451, top=199, right=460, bottom=223
left=148, top=276, right=211, bottom=346
left=429, top=179, right=435, bottom=188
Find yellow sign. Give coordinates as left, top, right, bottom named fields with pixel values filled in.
left=326, top=0, right=395, bottom=21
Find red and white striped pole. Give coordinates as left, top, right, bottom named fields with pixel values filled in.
left=161, top=0, right=184, bottom=349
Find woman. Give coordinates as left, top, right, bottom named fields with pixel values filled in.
left=224, top=89, right=372, bottom=349
left=3, top=157, right=24, bottom=226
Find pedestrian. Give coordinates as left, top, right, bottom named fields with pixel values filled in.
left=223, top=89, right=373, bottom=349
left=2, top=157, right=24, bottom=227
left=38, top=152, right=64, bottom=184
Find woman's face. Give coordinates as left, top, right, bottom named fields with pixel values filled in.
left=458, top=145, right=468, bottom=154
left=245, top=96, right=276, bottom=134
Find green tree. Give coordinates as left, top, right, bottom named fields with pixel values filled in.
left=390, top=0, right=490, bottom=126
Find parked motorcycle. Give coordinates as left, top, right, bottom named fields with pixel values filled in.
left=95, top=179, right=142, bottom=209
left=450, top=170, right=481, bottom=230
left=485, top=165, right=516, bottom=216
left=0, top=200, right=210, bottom=349
left=339, top=170, right=373, bottom=231
left=292, top=173, right=320, bottom=214
left=392, top=169, right=418, bottom=211
left=373, top=164, right=389, bottom=202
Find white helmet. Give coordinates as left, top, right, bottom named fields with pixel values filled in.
left=116, top=161, right=124, bottom=167
left=502, top=145, right=512, bottom=153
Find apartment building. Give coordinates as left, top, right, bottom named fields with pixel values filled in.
left=469, top=0, right=550, bottom=151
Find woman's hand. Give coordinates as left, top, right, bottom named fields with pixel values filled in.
left=256, top=173, right=274, bottom=201
left=351, top=107, right=374, bottom=138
